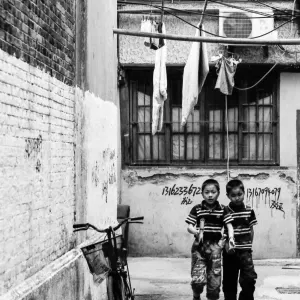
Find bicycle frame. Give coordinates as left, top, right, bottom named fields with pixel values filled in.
left=73, top=217, right=143, bottom=300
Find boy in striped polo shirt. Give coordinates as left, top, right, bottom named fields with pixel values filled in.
left=185, top=179, right=235, bottom=300
left=223, top=179, right=258, bottom=300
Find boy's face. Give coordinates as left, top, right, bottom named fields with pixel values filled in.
left=202, top=184, right=219, bottom=206
left=227, top=187, right=245, bottom=205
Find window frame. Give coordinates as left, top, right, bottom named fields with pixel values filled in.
left=126, top=67, right=279, bottom=167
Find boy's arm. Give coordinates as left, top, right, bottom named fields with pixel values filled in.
left=187, top=223, right=199, bottom=235
left=250, top=226, right=254, bottom=243
left=226, top=222, right=234, bottom=240
left=223, top=206, right=235, bottom=247
left=185, top=205, right=198, bottom=235
left=249, top=209, right=257, bottom=244
left=226, top=222, right=235, bottom=248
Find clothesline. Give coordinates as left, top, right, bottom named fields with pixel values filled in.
left=113, top=28, right=300, bottom=45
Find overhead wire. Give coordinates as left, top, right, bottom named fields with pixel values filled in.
left=118, top=0, right=297, bottom=39
left=253, top=0, right=295, bottom=17
left=118, top=0, right=300, bottom=19
left=250, top=16, right=297, bottom=39
left=234, top=63, right=278, bottom=91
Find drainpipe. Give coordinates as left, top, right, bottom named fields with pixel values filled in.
left=296, top=0, right=300, bottom=35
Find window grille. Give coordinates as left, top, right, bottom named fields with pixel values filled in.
left=127, top=68, right=278, bottom=166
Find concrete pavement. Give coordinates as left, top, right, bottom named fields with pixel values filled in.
left=128, top=257, right=300, bottom=300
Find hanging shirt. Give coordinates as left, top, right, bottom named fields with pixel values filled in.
left=181, top=25, right=209, bottom=127
left=214, top=56, right=240, bottom=95
left=152, top=23, right=167, bottom=135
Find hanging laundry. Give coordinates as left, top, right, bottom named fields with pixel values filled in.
left=214, top=55, right=241, bottom=95
left=141, top=17, right=163, bottom=50
left=150, top=19, right=159, bottom=50
left=181, top=25, right=209, bottom=127
left=141, top=16, right=152, bottom=47
left=152, top=23, right=167, bottom=135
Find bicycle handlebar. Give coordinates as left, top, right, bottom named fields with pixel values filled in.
left=73, top=216, right=144, bottom=233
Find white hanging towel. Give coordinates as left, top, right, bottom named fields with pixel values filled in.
left=152, top=23, right=167, bottom=135
left=181, top=25, right=209, bottom=127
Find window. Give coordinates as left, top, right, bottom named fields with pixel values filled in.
left=127, top=67, right=278, bottom=166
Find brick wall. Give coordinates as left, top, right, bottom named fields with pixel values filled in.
left=0, top=0, right=75, bottom=85
left=0, top=48, right=76, bottom=295
left=0, top=0, right=76, bottom=295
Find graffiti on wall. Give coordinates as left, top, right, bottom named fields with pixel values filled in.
left=162, top=184, right=201, bottom=197
left=91, top=148, right=116, bottom=203
left=91, top=161, right=100, bottom=187
left=24, top=134, right=42, bottom=172
left=246, top=187, right=285, bottom=216
left=162, top=184, right=200, bottom=205
left=181, top=197, right=193, bottom=205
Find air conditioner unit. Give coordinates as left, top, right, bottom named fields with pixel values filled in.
left=219, top=8, right=277, bottom=45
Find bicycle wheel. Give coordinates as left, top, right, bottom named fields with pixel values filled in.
left=107, top=274, right=115, bottom=300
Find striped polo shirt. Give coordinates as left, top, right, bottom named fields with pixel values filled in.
left=224, top=202, right=258, bottom=250
left=185, top=200, right=233, bottom=242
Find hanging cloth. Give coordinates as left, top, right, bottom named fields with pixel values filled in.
left=181, top=25, right=209, bottom=127
left=214, top=56, right=240, bottom=95
left=152, top=23, right=167, bottom=135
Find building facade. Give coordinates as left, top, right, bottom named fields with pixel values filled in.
left=118, top=1, right=300, bottom=259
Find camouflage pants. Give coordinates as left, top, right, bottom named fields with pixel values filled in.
left=222, top=249, right=257, bottom=300
left=191, top=240, right=222, bottom=300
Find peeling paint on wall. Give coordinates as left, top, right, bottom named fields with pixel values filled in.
left=83, top=90, right=118, bottom=228
left=123, top=169, right=275, bottom=186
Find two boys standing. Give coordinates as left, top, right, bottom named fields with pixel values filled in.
left=186, top=179, right=258, bottom=300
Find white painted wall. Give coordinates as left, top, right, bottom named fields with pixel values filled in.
left=280, top=73, right=300, bottom=167
left=83, top=90, right=118, bottom=229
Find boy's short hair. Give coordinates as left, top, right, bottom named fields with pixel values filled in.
left=201, top=179, right=220, bottom=192
left=226, top=179, right=245, bottom=194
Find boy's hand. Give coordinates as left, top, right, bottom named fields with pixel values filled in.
left=198, top=230, right=204, bottom=243
left=228, top=237, right=235, bottom=250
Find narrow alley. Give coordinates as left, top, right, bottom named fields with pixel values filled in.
left=1, top=1, right=300, bottom=300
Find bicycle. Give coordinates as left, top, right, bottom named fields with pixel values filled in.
left=73, top=216, right=144, bottom=300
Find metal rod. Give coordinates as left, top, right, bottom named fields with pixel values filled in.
left=199, top=0, right=209, bottom=28
left=225, top=95, right=230, bottom=182
left=117, top=8, right=210, bottom=15
left=113, top=28, right=300, bottom=45
left=161, top=0, right=164, bottom=23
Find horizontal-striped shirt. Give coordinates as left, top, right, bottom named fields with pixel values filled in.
left=224, top=203, right=258, bottom=250
left=185, top=200, right=233, bottom=241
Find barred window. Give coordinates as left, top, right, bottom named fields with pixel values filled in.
left=127, top=68, right=278, bottom=166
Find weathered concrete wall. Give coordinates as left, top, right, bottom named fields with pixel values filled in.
left=280, top=73, right=300, bottom=167
left=73, top=0, right=119, bottom=300
left=119, top=1, right=300, bottom=65
left=75, top=89, right=118, bottom=231
left=121, top=167, right=297, bottom=259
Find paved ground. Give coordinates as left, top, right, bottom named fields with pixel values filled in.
left=128, top=257, right=300, bottom=300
